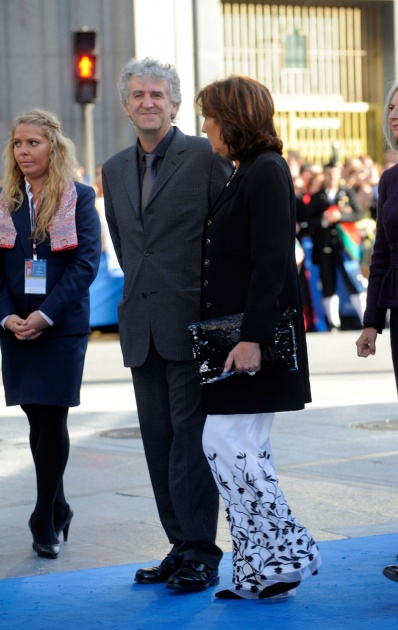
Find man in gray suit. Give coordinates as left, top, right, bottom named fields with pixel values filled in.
left=102, top=58, right=231, bottom=592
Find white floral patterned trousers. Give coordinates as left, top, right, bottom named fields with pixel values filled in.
left=203, top=412, right=321, bottom=596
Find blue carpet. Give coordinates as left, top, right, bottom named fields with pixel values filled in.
left=1, top=535, right=398, bottom=630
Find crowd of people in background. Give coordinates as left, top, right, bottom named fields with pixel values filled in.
left=285, top=148, right=398, bottom=332
left=71, top=147, right=395, bottom=335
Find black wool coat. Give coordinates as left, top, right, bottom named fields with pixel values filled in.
left=201, top=149, right=311, bottom=415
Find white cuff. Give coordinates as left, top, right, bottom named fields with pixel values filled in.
left=39, top=310, right=54, bottom=326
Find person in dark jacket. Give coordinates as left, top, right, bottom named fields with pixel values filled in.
left=194, top=76, right=321, bottom=601
left=0, top=109, right=101, bottom=559
left=103, top=57, right=231, bottom=592
left=306, top=160, right=365, bottom=330
left=356, top=81, right=398, bottom=581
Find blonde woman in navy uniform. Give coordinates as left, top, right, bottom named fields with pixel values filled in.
left=0, top=109, right=101, bottom=559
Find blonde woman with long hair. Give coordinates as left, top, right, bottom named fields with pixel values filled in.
left=0, top=109, right=101, bottom=559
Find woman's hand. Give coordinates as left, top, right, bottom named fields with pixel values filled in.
left=5, top=314, right=42, bottom=341
left=24, top=310, right=50, bottom=332
left=356, top=327, right=377, bottom=357
left=224, top=341, right=262, bottom=375
left=9, top=311, right=48, bottom=341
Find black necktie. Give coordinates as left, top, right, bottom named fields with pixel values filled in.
left=141, top=153, right=157, bottom=211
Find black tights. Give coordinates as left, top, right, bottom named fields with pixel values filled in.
left=21, top=404, right=70, bottom=544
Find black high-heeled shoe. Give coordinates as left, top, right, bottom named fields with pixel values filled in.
left=55, top=507, right=74, bottom=541
left=258, top=580, right=300, bottom=599
left=28, top=517, right=60, bottom=560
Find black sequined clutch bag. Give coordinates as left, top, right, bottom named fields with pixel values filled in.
left=188, top=307, right=298, bottom=385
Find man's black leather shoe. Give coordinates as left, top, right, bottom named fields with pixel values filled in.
left=135, top=555, right=182, bottom=584
left=166, top=560, right=219, bottom=591
left=383, top=565, right=398, bottom=583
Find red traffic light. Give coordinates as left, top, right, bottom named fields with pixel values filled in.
left=77, top=54, right=96, bottom=79
left=73, top=31, right=98, bottom=105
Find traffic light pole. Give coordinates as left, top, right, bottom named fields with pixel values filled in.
left=73, top=30, right=98, bottom=183
left=83, top=103, right=95, bottom=185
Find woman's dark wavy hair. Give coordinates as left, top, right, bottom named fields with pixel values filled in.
left=195, top=75, right=283, bottom=161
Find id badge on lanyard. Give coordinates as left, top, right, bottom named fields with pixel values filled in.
left=25, top=258, right=47, bottom=294
left=24, top=195, right=47, bottom=295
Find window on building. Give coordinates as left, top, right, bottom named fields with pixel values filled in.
left=284, top=30, right=307, bottom=69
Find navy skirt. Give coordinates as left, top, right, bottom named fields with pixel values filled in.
left=0, top=334, right=88, bottom=407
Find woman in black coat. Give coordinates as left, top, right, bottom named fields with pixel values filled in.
left=195, top=77, right=321, bottom=600
left=0, top=109, right=101, bottom=559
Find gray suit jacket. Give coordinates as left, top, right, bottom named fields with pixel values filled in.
left=102, top=127, right=232, bottom=367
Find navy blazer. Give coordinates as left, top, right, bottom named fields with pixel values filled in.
left=364, top=163, right=398, bottom=331
left=0, top=182, right=101, bottom=338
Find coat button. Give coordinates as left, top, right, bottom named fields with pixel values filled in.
left=204, top=259, right=210, bottom=267
left=207, top=220, right=212, bottom=227
left=203, top=280, right=208, bottom=287
left=141, top=292, right=147, bottom=298
left=206, top=302, right=212, bottom=308
left=206, top=238, right=210, bottom=245
left=143, top=251, right=149, bottom=256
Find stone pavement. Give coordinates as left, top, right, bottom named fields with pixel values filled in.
left=1, top=329, right=398, bottom=580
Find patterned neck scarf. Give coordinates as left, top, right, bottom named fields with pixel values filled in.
left=0, top=178, right=78, bottom=251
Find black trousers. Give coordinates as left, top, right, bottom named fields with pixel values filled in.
left=318, top=249, right=361, bottom=298
left=131, top=338, right=222, bottom=568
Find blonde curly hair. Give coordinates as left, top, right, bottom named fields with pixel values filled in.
left=1, top=108, right=79, bottom=242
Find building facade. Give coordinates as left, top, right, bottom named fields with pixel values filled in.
left=220, top=0, right=395, bottom=164
left=0, top=0, right=396, bottom=176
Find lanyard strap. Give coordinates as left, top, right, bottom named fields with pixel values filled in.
left=29, top=195, right=41, bottom=261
